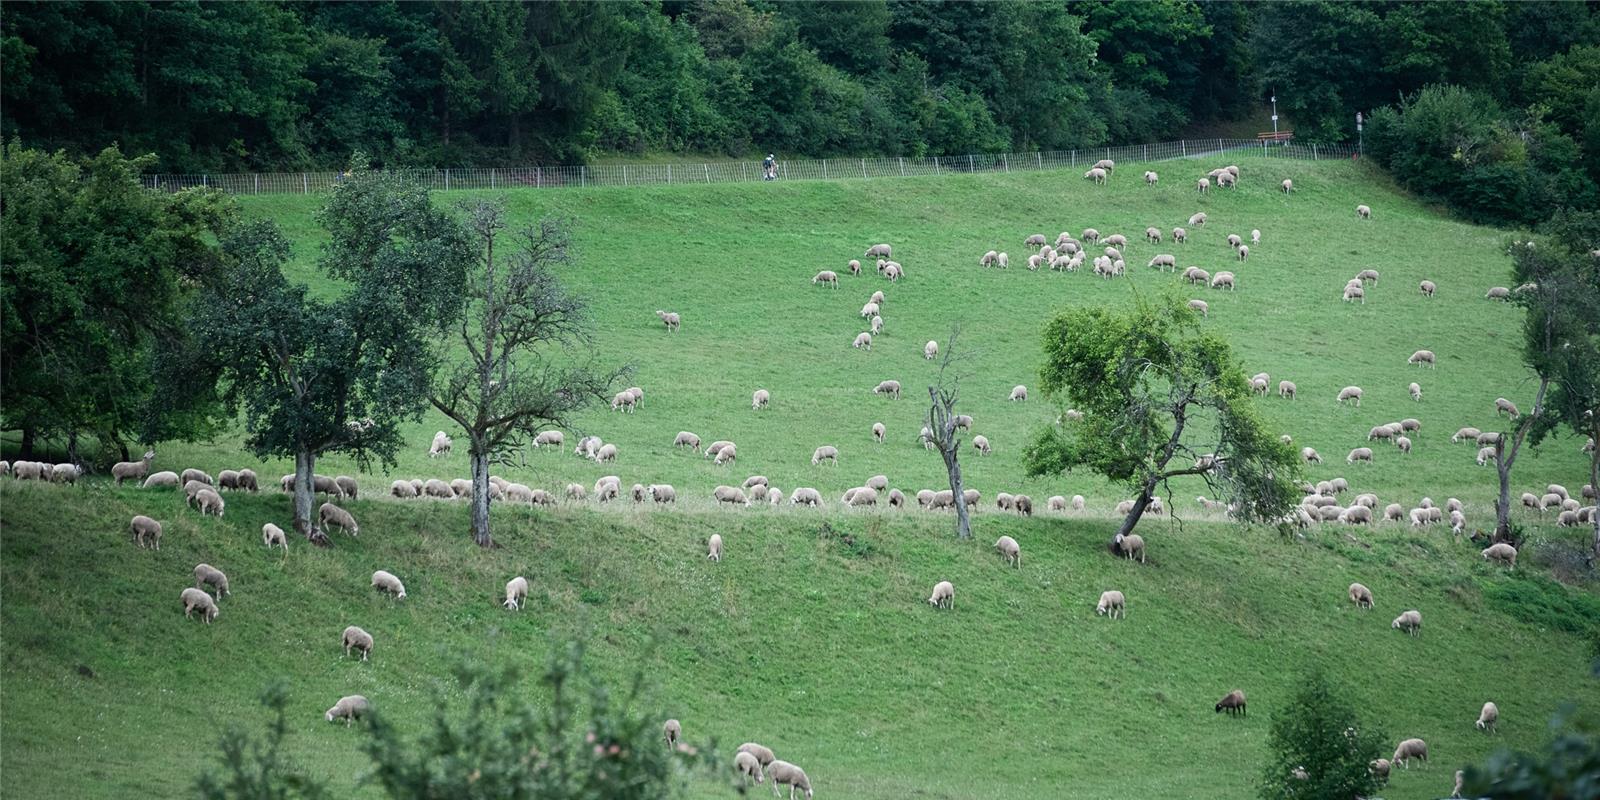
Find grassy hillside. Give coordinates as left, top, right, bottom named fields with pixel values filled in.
left=4, top=157, right=1599, bottom=799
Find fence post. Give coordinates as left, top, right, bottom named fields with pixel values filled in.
left=1181, top=140, right=1187, bottom=158
left=782, top=162, right=788, bottom=180
left=667, top=164, right=672, bottom=184
left=254, top=174, right=259, bottom=193
left=1312, top=144, right=1318, bottom=160
left=444, top=169, right=450, bottom=191
left=861, top=158, right=867, bottom=178
left=705, top=163, right=710, bottom=183
left=1003, top=153, right=1009, bottom=172
left=899, top=157, right=905, bottom=176
left=303, top=173, right=309, bottom=194
left=623, top=165, right=628, bottom=186
left=1144, top=145, right=1148, bottom=161
left=969, top=154, right=975, bottom=171
left=1071, top=151, right=1076, bottom=167
left=743, top=162, right=749, bottom=182
left=822, top=159, right=828, bottom=179
left=1261, top=140, right=1267, bottom=156
left=1037, top=152, right=1043, bottom=170
left=933, top=156, right=940, bottom=175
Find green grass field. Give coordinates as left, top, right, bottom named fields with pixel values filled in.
left=4, top=156, right=1598, bottom=799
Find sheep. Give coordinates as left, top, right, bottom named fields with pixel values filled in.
left=1347, top=447, right=1374, bottom=465
left=1144, top=226, right=1163, bottom=245
left=1251, top=229, right=1261, bottom=245
left=887, top=488, right=905, bottom=508
left=767, top=760, right=813, bottom=800
left=1009, top=385, right=1028, bottom=402
left=1115, top=532, right=1146, bottom=563
left=1558, top=509, right=1581, bottom=526
left=873, top=380, right=901, bottom=399
left=335, top=625, right=375, bottom=660
left=979, top=250, right=999, bottom=268
left=852, top=331, right=873, bottom=351
left=610, top=391, right=637, bottom=413
left=847, top=259, right=862, bottom=276
left=1337, top=386, right=1364, bottom=406
left=809, top=445, right=839, bottom=466
left=655, top=310, right=681, bottom=332
left=1144, top=170, right=1159, bottom=185
left=928, top=580, right=955, bottom=609
left=592, top=476, right=621, bottom=503
left=789, top=487, right=822, bottom=507
left=1281, top=178, right=1293, bottom=193
left=326, top=695, right=369, bottom=727
left=1396, top=436, right=1412, bottom=454
left=372, top=570, right=406, bottom=599
left=192, top=488, right=224, bottom=517
left=1341, top=505, right=1374, bottom=525
left=869, top=422, right=886, bottom=445
left=1072, top=495, right=1086, bottom=511
left=1477, top=431, right=1503, bottom=447
left=1188, top=299, right=1209, bottom=318
left=333, top=475, right=359, bottom=500
left=1148, top=254, right=1177, bottom=270
left=181, top=587, right=220, bottom=623
left=845, top=486, right=878, bottom=507
left=1349, top=582, right=1374, bottom=609
left=811, top=270, right=838, bottom=287
left=714, top=444, right=738, bottom=465
left=1476, top=446, right=1498, bottom=467
left=865, top=243, right=892, bottom=259
left=713, top=485, right=748, bottom=506
left=1356, top=204, right=1372, bottom=220
left=1420, top=280, right=1437, bottom=297
left=1392, top=610, right=1422, bottom=637
left=994, top=535, right=1021, bottom=568
left=1227, top=233, right=1243, bottom=249
left=532, top=430, right=565, bottom=449
left=1197, top=177, right=1210, bottom=194
left=1392, top=738, right=1428, bottom=768
left=1485, top=286, right=1512, bottom=301
left=1549, top=483, right=1571, bottom=500
left=1369, top=759, right=1392, bottom=782
left=996, top=252, right=1009, bottom=269
left=1495, top=397, right=1520, bottom=418
left=1477, top=701, right=1499, bottom=732
left=1084, top=167, right=1108, bottom=184
left=591, top=443, right=619, bottom=463
left=735, top=751, right=766, bottom=784
left=1384, top=503, right=1405, bottom=522
left=969, top=434, right=992, bottom=456
left=1343, top=284, right=1365, bottom=303
left=1368, top=425, right=1396, bottom=442
left=1250, top=377, right=1269, bottom=396
left=428, top=430, right=453, bottom=458
left=112, top=450, right=157, bottom=485
left=193, top=563, right=231, bottom=600
left=1482, top=542, right=1517, bottom=568
left=1094, top=158, right=1116, bottom=171
left=1405, top=349, right=1437, bottom=369
left=124, top=514, right=164, bottom=550
left=1210, top=271, right=1236, bottom=290
left=1217, top=172, right=1237, bottom=189
left=1014, top=494, right=1033, bottom=516
left=1024, top=233, right=1047, bottom=248
left=707, top=533, right=724, bottom=562
left=181, top=468, right=214, bottom=486
left=1216, top=690, right=1247, bottom=716
left=1450, top=427, right=1482, bottom=444
left=313, top=502, right=358, bottom=537
left=859, top=301, right=880, bottom=320
left=1172, top=227, right=1189, bottom=244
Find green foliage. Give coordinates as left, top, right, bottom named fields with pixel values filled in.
left=0, top=142, right=235, bottom=459
left=1259, top=670, right=1386, bottom=800
left=1482, top=575, right=1600, bottom=637
left=196, top=682, right=330, bottom=800
left=1460, top=708, right=1600, bottom=799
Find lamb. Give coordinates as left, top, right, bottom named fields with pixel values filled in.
left=372, top=570, right=406, bottom=599
left=1477, top=701, right=1499, bottom=732
left=1347, top=447, right=1374, bottom=465
left=1357, top=204, right=1372, bottom=219
left=811, top=445, right=839, bottom=465
left=767, top=760, right=813, bottom=800
left=847, top=259, right=862, bottom=275
left=707, top=533, right=723, bottom=562
left=194, top=563, right=230, bottom=599
left=1392, top=610, right=1422, bottom=637
left=852, top=331, right=873, bottom=351
left=1197, top=177, right=1210, bottom=194
left=1215, top=690, right=1247, bottom=716
left=655, top=310, right=681, bottom=331
left=1486, top=286, right=1511, bottom=301
left=429, top=431, right=453, bottom=458
left=1009, top=385, right=1028, bottom=401
left=1495, top=397, right=1520, bottom=418
left=1420, top=280, right=1437, bottom=297
left=928, top=580, right=955, bottom=609
left=1337, top=386, right=1364, bottom=406
left=195, top=488, right=225, bottom=517
left=130, top=515, right=163, bottom=549
left=1096, top=590, right=1125, bottom=618
left=1349, top=582, right=1374, bottom=609
left=1482, top=542, right=1517, bottom=568
left=112, top=450, right=157, bottom=485
left=593, top=443, right=619, bottom=463
left=341, top=625, right=374, bottom=660
left=713, top=485, right=748, bottom=506
left=1084, top=167, right=1108, bottom=184
left=735, top=751, right=766, bottom=784
left=714, top=444, right=737, bottom=465
left=1392, top=738, right=1428, bottom=768
left=1115, top=532, right=1146, bottom=563
left=325, top=695, right=369, bottom=726
left=811, top=270, right=838, bottom=287
left=318, top=502, right=359, bottom=536
left=533, top=430, right=565, bottom=448
left=994, top=535, right=1021, bottom=568
left=181, top=587, right=220, bottom=623
left=1173, top=227, right=1188, bottom=243
left=972, top=435, right=991, bottom=455
left=1189, top=299, right=1209, bottom=318
left=1211, top=271, right=1236, bottom=290
left=873, top=380, right=901, bottom=399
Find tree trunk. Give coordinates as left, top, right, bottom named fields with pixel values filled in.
left=941, top=443, right=971, bottom=540
left=66, top=431, right=79, bottom=466
left=294, top=449, right=329, bottom=546
left=1115, top=483, right=1156, bottom=543
left=470, top=445, right=493, bottom=547
left=1590, top=447, right=1600, bottom=562
left=1493, top=378, right=1549, bottom=542
left=20, top=427, right=34, bottom=459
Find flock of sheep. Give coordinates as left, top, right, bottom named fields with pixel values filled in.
left=9, top=155, right=1597, bottom=797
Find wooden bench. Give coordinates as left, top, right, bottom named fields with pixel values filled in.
left=1257, top=130, right=1294, bottom=142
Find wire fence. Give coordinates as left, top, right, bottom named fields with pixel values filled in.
left=141, top=138, right=1360, bottom=195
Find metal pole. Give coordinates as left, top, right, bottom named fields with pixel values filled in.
left=667, top=164, right=672, bottom=184
left=969, top=154, right=975, bottom=171
left=822, top=159, right=828, bottom=179
left=1003, top=153, right=1009, bottom=172
left=1037, top=152, right=1043, bottom=169
left=624, top=165, right=628, bottom=185
left=1271, top=89, right=1279, bottom=137
left=933, top=156, right=940, bottom=175
left=899, top=157, right=905, bottom=176
left=705, top=163, right=710, bottom=183
left=861, top=158, right=867, bottom=178
left=303, top=173, right=308, bottom=194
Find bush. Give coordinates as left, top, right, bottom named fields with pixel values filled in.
left=1259, top=670, right=1387, bottom=800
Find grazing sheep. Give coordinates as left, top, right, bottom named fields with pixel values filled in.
left=1197, top=177, right=1210, bottom=194
left=714, top=443, right=738, bottom=465
left=237, top=469, right=260, bottom=492
left=734, top=751, right=765, bottom=784
left=340, top=625, right=374, bottom=660
left=972, top=435, right=991, bottom=455
left=1495, top=397, right=1520, bottom=418
left=1337, top=386, right=1364, bottom=406
left=707, top=533, right=723, bottom=562
left=1384, top=503, right=1405, bottom=522
left=1349, top=583, right=1374, bottom=609
left=129, top=515, right=163, bottom=549
left=980, top=250, right=999, bottom=268
left=1281, top=178, right=1293, bottom=193
left=390, top=479, right=417, bottom=499
left=852, top=331, right=873, bottom=351
left=789, top=487, right=822, bottom=507
left=1228, top=234, right=1243, bottom=249
left=1486, top=286, right=1511, bottom=301
left=1340, top=505, right=1374, bottom=525
left=873, top=380, right=901, bottom=399
left=768, top=760, right=813, bottom=800
left=996, top=252, right=1009, bottom=269
left=1408, top=350, right=1436, bottom=368
left=429, top=431, right=453, bottom=458
left=922, top=339, right=940, bottom=361
left=1096, top=590, right=1125, bottom=619
left=1482, top=543, right=1517, bottom=568
left=372, top=570, right=406, bottom=599
left=590, top=443, right=618, bottom=463
left=1145, top=226, right=1162, bottom=244
left=1392, top=738, right=1428, bottom=768
left=1356, top=269, right=1380, bottom=285
left=994, top=536, right=1021, bottom=568
left=1094, top=158, right=1115, bottom=171
left=334, top=475, right=359, bottom=500
left=1148, top=254, right=1177, bottom=270
left=181, top=587, right=219, bottom=623
left=1009, top=385, right=1028, bottom=401
left=181, top=468, right=214, bottom=486
left=1189, top=299, right=1209, bottom=318
left=869, top=422, right=886, bottom=445
left=1084, top=167, right=1108, bottom=184
left=112, top=450, right=157, bottom=485
left=1476, top=446, right=1497, bottom=467
left=811, top=445, right=839, bottom=465
left=1406, top=382, right=1422, bottom=402
left=1047, top=495, right=1067, bottom=513
left=860, top=301, right=880, bottom=319
left=1211, top=271, right=1236, bottom=290
left=655, top=310, right=681, bottom=332
left=713, top=485, right=748, bottom=506
left=1368, top=425, right=1396, bottom=442
left=183, top=479, right=212, bottom=507
left=325, top=695, right=369, bottom=726
left=1251, top=229, right=1261, bottom=245
left=1072, top=495, right=1086, bottom=511
left=1357, top=204, right=1372, bottom=219
left=1477, top=431, right=1503, bottom=447
left=642, top=484, right=675, bottom=505
left=1420, top=280, right=1437, bottom=297
left=1115, top=532, right=1146, bottom=563
left=1216, top=690, right=1247, bottom=716
left=865, top=243, right=892, bottom=259
left=1347, top=447, right=1374, bottom=465
left=847, top=259, right=862, bottom=275
left=1024, top=233, right=1047, bottom=248
left=533, top=430, right=565, bottom=448
left=1343, top=284, right=1366, bottom=303
left=1173, top=227, right=1188, bottom=243
left=1184, top=267, right=1210, bottom=285
left=887, top=488, right=905, bottom=508
left=928, top=580, right=955, bottom=609
left=1451, top=427, right=1482, bottom=443
left=1251, top=377, right=1269, bottom=396
left=1144, top=171, right=1158, bottom=185
left=319, top=503, right=358, bottom=536
left=1396, top=436, right=1412, bottom=454
left=1275, top=380, right=1297, bottom=400
left=1477, top=701, right=1499, bottom=732
left=195, top=488, right=225, bottom=517
left=194, top=563, right=230, bottom=599
left=1392, top=610, right=1422, bottom=637
left=844, top=486, right=878, bottom=507
left=811, top=270, right=838, bottom=287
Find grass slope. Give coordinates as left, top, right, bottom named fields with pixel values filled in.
left=4, top=158, right=1598, bottom=799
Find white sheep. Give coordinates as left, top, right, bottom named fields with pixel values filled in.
left=767, top=760, right=813, bottom=799
left=181, top=587, right=219, bottom=623
left=1420, top=280, right=1436, bottom=297
left=852, top=331, right=873, bottom=351
left=1009, top=385, right=1028, bottom=401
left=1495, top=397, right=1520, bottom=418
left=1477, top=701, right=1498, bottom=732
left=1114, top=532, right=1146, bottom=563
left=1396, top=436, right=1412, bottom=454
left=865, top=243, right=892, bottom=259
left=713, top=485, right=748, bottom=506
left=194, top=563, right=230, bottom=599
left=1251, top=229, right=1261, bottom=245
left=1094, top=158, right=1115, bottom=171
left=1392, top=738, right=1427, bottom=767
left=928, top=580, right=955, bottom=609
left=707, top=533, right=723, bottom=562
left=130, top=515, right=162, bottom=549
left=1343, top=284, right=1365, bottom=303
left=372, top=570, right=406, bottom=599
left=1197, top=177, right=1210, bottom=194
left=593, top=443, right=619, bottom=463
left=874, top=380, right=901, bottom=399
left=646, top=484, right=677, bottom=504
left=325, top=695, right=369, bottom=726
left=871, top=422, right=886, bottom=444
left=1144, top=171, right=1158, bottom=185
left=994, top=535, right=1021, bottom=568
left=735, top=751, right=765, bottom=784
left=674, top=431, right=703, bottom=449
left=429, top=431, right=453, bottom=458
left=1408, top=349, right=1436, bottom=368
left=923, top=340, right=938, bottom=360
left=1173, top=227, right=1188, bottom=243
left=655, top=310, right=681, bottom=332
left=1409, top=382, right=1423, bottom=402
left=811, top=270, right=838, bottom=288
left=1282, top=178, right=1293, bottom=193
left=319, top=503, right=359, bottom=536
left=714, top=443, right=737, bottom=465
left=1392, top=610, right=1422, bottom=637
left=111, top=450, right=156, bottom=485
left=847, top=259, right=862, bottom=275
left=1148, top=254, right=1176, bottom=270
left=972, top=435, right=991, bottom=455
left=1096, top=590, right=1125, bottom=619
left=533, top=430, right=565, bottom=448
left=1210, top=271, right=1236, bottom=290
left=1347, top=447, right=1374, bottom=465
left=1337, top=386, right=1364, bottom=406
left=194, top=488, right=225, bottom=517
left=1486, top=286, right=1510, bottom=301
left=502, top=576, right=529, bottom=610
left=811, top=445, right=839, bottom=465
left=1189, top=299, right=1209, bottom=318
left=1084, top=167, right=1108, bottom=185
left=1482, top=542, right=1517, bottom=568
left=1349, top=582, right=1374, bottom=609
left=341, top=625, right=373, bottom=660
left=262, top=522, right=287, bottom=551
left=1357, top=204, right=1372, bottom=219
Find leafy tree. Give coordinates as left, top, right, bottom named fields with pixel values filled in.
left=1024, top=296, right=1299, bottom=542
left=431, top=203, right=624, bottom=548
left=781, top=0, right=891, bottom=77
left=0, top=142, right=233, bottom=461
left=1460, top=706, right=1600, bottom=799
left=188, top=161, right=471, bottom=543
left=195, top=682, right=328, bottom=800
left=1259, top=670, right=1387, bottom=800
left=925, top=328, right=974, bottom=540
left=1250, top=1, right=1383, bottom=142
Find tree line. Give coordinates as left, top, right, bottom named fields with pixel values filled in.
left=3, top=2, right=1593, bottom=181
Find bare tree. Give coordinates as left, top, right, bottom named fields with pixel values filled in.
left=431, top=203, right=625, bottom=547
left=926, top=327, right=974, bottom=540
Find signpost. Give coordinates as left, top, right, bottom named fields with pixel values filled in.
left=1356, top=111, right=1364, bottom=156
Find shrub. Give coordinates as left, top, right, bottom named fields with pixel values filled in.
left=1259, top=670, right=1387, bottom=800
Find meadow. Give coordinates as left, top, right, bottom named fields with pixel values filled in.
left=3, top=156, right=1598, bottom=799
